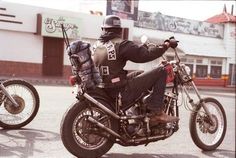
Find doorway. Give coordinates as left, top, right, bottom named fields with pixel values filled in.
left=42, top=37, right=64, bottom=76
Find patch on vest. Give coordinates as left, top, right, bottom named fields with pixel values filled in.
left=105, top=41, right=116, bottom=60
left=111, top=77, right=120, bottom=83
left=101, top=66, right=109, bottom=75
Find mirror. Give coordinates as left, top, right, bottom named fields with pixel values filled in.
left=141, top=35, right=148, bottom=44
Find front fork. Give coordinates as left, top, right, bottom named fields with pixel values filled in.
left=182, top=81, right=215, bottom=125
left=0, top=83, right=19, bottom=107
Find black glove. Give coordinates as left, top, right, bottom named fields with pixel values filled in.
left=165, top=36, right=179, bottom=49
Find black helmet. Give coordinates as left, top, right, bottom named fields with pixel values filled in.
left=101, top=15, right=121, bottom=29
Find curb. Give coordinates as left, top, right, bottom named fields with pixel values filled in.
left=0, top=77, right=69, bottom=86
left=197, top=86, right=235, bottom=93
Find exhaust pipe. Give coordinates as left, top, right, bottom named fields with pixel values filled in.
left=87, top=116, right=174, bottom=146
left=84, top=93, right=120, bottom=119
left=87, top=116, right=125, bottom=142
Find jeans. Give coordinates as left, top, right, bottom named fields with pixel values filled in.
left=103, top=66, right=167, bottom=112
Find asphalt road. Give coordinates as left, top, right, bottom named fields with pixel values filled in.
left=0, top=85, right=235, bottom=158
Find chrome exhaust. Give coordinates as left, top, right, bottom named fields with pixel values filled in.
left=87, top=116, right=173, bottom=145
left=87, top=116, right=125, bottom=142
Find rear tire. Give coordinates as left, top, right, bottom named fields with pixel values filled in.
left=60, top=99, right=118, bottom=158
left=189, top=97, right=227, bottom=151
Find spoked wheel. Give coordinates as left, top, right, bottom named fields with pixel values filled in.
left=0, top=79, right=40, bottom=129
left=190, top=97, right=227, bottom=151
left=61, top=100, right=117, bottom=158
left=73, top=107, right=111, bottom=150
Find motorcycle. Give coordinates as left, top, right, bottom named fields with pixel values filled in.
left=0, top=79, right=40, bottom=129
left=60, top=35, right=227, bottom=158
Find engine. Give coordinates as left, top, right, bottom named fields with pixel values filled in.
left=122, top=105, right=144, bottom=138
left=121, top=92, right=178, bottom=139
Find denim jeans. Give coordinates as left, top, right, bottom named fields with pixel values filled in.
left=121, top=66, right=167, bottom=112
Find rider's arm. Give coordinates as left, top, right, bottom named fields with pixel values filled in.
left=120, top=40, right=169, bottom=63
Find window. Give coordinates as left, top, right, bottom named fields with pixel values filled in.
left=187, top=59, right=194, bottom=63
left=210, top=60, right=216, bottom=65
left=196, top=65, right=207, bottom=78
left=210, top=60, right=222, bottom=65
left=196, top=59, right=202, bottom=64
left=210, top=59, right=222, bottom=78
left=217, top=61, right=222, bottom=65
left=210, top=66, right=222, bottom=78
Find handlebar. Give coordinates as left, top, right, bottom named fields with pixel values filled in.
left=141, top=36, right=181, bottom=66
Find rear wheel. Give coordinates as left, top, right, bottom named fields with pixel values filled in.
left=60, top=99, right=117, bottom=158
left=190, top=98, right=227, bottom=151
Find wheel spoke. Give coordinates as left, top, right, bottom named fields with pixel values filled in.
left=72, top=107, right=111, bottom=150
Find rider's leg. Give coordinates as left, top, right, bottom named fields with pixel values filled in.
left=122, top=66, right=179, bottom=123
left=122, top=66, right=165, bottom=107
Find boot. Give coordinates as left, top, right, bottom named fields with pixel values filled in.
left=150, top=111, right=179, bottom=125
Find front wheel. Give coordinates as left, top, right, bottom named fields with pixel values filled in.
left=60, top=99, right=118, bottom=158
left=189, top=97, right=227, bottom=151
left=0, top=79, right=40, bottom=129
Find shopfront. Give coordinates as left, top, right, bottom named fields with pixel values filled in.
left=37, top=14, right=82, bottom=77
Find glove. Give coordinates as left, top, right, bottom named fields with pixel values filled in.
left=165, top=36, right=179, bottom=49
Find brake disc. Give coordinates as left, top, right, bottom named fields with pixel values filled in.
left=207, top=114, right=218, bottom=134
left=199, top=114, right=218, bottom=134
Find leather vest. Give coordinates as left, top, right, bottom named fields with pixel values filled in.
left=93, top=38, right=127, bottom=88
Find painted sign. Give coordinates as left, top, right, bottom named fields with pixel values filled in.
left=135, top=11, right=224, bottom=38
left=37, top=14, right=82, bottom=39
left=106, top=0, right=139, bottom=20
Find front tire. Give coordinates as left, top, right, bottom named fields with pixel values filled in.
left=60, top=99, right=117, bottom=158
left=0, top=79, right=40, bottom=129
left=189, top=97, right=227, bottom=151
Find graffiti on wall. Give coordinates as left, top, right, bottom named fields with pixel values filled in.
left=134, top=11, right=224, bottom=38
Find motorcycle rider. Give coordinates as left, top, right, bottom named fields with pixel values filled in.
left=93, top=15, right=179, bottom=124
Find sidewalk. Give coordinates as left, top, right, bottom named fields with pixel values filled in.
left=197, top=85, right=235, bottom=93
left=1, top=76, right=235, bottom=93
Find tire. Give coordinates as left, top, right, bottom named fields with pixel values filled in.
left=0, top=79, right=40, bottom=129
left=60, top=99, right=118, bottom=158
left=189, top=97, right=227, bottom=151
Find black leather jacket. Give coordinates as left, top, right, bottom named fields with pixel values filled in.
left=93, top=36, right=168, bottom=88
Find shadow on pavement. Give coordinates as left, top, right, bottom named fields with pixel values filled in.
left=0, top=128, right=60, bottom=158
left=202, top=149, right=235, bottom=158
left=103, top=149, right=235, bottom=158
left=103, top=153, right=199, bottom=158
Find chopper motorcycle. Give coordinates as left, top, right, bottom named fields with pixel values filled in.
left=0, top=79, right=40, bottom=129
left=60, top=35, right=227, bottom=158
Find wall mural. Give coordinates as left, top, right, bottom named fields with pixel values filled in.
left=135, top=11, right=224, bottom=38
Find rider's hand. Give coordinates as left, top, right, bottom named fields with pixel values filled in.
left=165, top=36, right=179, bottom=49
left=141, top=43, right=148, bottom=49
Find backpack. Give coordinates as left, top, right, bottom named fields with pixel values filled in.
left=67, top=40, right=102, bottom=89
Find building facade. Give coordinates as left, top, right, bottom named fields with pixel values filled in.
left=0, top=2, right=235, bottom=86
left=133, top=11, right=236, bottom=86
